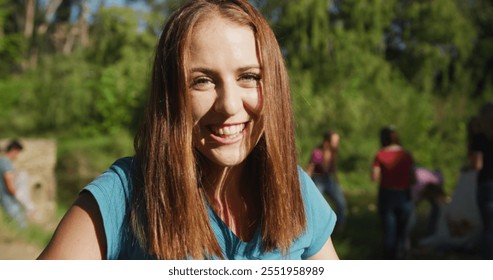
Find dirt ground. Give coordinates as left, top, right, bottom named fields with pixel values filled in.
left=0, top=231, right=43, bottom=260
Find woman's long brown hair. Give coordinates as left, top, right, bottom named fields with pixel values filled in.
left=132, top=0, right=306, bottom=259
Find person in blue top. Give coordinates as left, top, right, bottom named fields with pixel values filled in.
left=38, top=0, right=338, bottom=260
left=0, top=140, right=26, bottom=228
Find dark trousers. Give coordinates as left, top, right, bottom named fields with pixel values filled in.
left=477, top=179, right=493, bottom=259
left=378, top=188, right=412, bottom=259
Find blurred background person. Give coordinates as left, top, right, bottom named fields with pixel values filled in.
left=372, top=126, right=415, bottom=259
left=307, top=130, right=347, bottom=232
left=408, top=167, right=445, bottom=238
left=0, top=140, right=27, bottom=228
left=470, top=102, right=493, bottom=259
left=416, top=116, right=482, bottom=256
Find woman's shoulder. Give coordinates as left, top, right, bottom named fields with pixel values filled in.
left=98, top=156, right=135, bottom=181
left=297, top=167, right=311, bottom=190
left=296, top=166, right=336, bottom=257
left=108, top=156, right=137, bottom=177
left=84, top=156, right=136, bottom=205
left=83, top=156, right=138, bottom=259
left=297, top=167, right=329, bottom=205
left=378, top=145, right=410, bottom=155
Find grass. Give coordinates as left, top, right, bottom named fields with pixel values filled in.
left=331, top=189, right=383, bottom=259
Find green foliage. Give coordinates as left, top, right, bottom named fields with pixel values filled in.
left=22, top=53, right=98, bottom=135
left=269, top=0, right=486, bottom=195
left=277, top=0, right=331, bottom=75
left=0, top=0, right=25, bottom=77
left=56, top=131, right=134, bottom=208
left=93, top=44, right=151, bottom=134
left=90, top=6, right=146, bottom=65
left=1, top=6, right=153, bottom=138
left=391, top=0, right=476, bottom=94
left=336, top=0, right=396, bottom=52
left=0, top=33, right=26, bottom=77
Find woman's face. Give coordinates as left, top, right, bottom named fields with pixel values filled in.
left=189, top=16, right=262, bottom=167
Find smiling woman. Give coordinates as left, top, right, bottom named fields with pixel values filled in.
left=37, top=0, right=339, bottom=260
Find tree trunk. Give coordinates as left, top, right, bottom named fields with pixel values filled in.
left=24, top=0, right=36, bottom=39
left=79, top=1, right=90, bottom=48
left=37, top=0, right=64, bottom=36
left=61, top=1, right=91, bottom=55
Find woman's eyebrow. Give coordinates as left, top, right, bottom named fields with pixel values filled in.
left=237, top=65, right=261, bottom=72
left=190, top=67, right=215, bottom=74
left=191, top=65, right=261, bottom=72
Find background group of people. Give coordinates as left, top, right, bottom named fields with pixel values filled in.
left=307, top=102, right=492, bottom=260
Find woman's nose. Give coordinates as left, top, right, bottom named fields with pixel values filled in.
left=214, top=81, right=242, bottom=116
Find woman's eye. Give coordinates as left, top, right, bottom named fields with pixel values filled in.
left=239, top=73, right=261, bottom=88
left=191, top=77, right=214, bottom=90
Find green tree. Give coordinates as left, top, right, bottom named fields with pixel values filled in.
left=264, top=0, right=471, bottom=190
left=387, top=0, right=476, bottom=95
left=0, top=0, right=26, bottom=77
left=457, top=0, right=493, bottom=101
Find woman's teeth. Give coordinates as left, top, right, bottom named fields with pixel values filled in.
left=212, top=123, right=246, bottom=138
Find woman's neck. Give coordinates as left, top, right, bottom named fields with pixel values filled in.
left=202, top=161, right=260, bottom=241
left=202, top=162, right=246, bottom=196
left=384, top=143, right=402, bottom=150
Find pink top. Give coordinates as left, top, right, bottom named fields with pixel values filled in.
left=411, top=167, right=443, bottom=200
left=309, top=148, right=335, bottom=175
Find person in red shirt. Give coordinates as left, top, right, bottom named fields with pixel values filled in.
left=372, top=126, right=415, bottom=259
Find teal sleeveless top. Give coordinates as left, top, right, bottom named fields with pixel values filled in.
left=83, top=157, right=336, bottom=259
